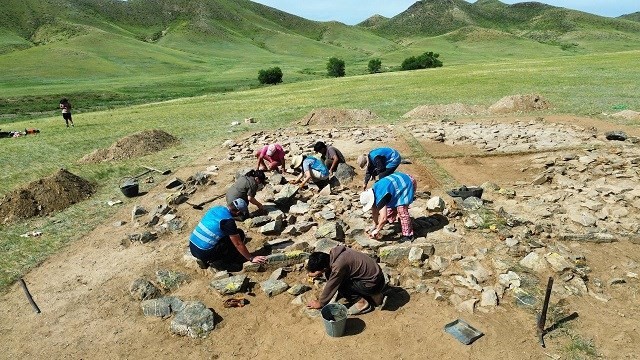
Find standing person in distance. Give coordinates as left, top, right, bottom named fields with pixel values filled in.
left=59, top=98, right=74, bottom=128
left=357, top=147, right=401, bottom=190
left=313, top=141, right=345, bottom=177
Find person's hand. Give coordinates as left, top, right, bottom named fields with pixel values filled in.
left=289, top=179, right=298, bottom=184
left=368, top=228, right=381, bottom=239
left=306, top=300, right=322, bottom=309
left=251, top=255, right=267, bottom=264
left=329, top=171, right=334, bottom=178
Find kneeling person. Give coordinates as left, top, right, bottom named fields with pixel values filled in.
left=290, top=155, right=330, bottom=190
left=306, top=245, right=386, bottom=315
left=189, top=199, right=267, bottom=271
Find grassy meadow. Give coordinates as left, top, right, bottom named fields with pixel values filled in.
left=2, top=0, right=640, bottom=291
left=1, top=49, right=639, bottom=289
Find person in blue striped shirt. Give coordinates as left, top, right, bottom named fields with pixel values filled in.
left=189, top=198, right=267, bottom=271
left=360, top=172, right=417, bottom=242
left=357, top=147, right=402, bottom=191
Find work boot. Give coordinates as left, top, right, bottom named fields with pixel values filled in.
left=195, top=259, right=209, bottom=269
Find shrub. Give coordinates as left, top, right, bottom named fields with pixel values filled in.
left=368, top=58, right=382, bottom=74
left=401, top=52, right=443, bottom=71
left=258, top=67, right=283, bottom=85
left=326, top=57, right=345, bottom=77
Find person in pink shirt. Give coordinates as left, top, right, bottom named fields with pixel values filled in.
left=256, top=143, right=286, bottom=173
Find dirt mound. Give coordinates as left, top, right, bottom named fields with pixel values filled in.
left=0, top=169, right=95, bottom=223
left=79, top=130, right=178, bottom=163
left=611, top=110, right=640, bottom=121
left=298, top=108, right=377, bottom=126
left=488, top=94, right=550, bottom=114
left=402, top=103, right=486, bottom=119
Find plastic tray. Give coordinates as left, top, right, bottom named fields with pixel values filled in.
left=444, top=319, right=484, bottom=345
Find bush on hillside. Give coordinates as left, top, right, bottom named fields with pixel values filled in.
left=368, top=58, right=382, bottom=74
left=258, top=67, right=283, bottom=85
left=326, top=57, right=345, bottom=77
left=401, top=52, right=443, bottom=71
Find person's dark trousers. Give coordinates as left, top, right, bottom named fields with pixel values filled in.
left=190, top=229, right=247, bottom=268
left=314, top=178, right=330, bottom=190
left=337, top=273, right=386, bottom=305
left=378, top=164, right=399, bottom=179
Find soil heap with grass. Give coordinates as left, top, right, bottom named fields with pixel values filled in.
left=0, top=169, right=95, bottom=223
left=79, top=129, right=178, bottom=163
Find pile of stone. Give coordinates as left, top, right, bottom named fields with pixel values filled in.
left=130, top=270, right=217, bottom=339
left=408, top=120, right=602, bottom=153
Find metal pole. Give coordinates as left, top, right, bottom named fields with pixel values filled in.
left=19, top=278, right=41, bottom=314
left=537, top=277, right=553, bottom=347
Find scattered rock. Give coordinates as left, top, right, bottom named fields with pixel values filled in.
left=169, top=301, right=216, bottom=338
left=129, top=278, right=161, bottom=301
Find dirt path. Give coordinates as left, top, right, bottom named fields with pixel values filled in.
left=1, top=116, right=639, bottom=359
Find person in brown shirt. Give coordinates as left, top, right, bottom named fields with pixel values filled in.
left=313, top=141, right=345, bottom=176
left=306, top=245, right=387, bottom=315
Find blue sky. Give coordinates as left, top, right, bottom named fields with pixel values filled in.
left=250, top=1, right=639, bottom=25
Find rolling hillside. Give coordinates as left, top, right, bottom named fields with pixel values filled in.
left=0, top=0, right=639, bottom=118
left=367, top=0, right=640, bottom=47
left=620, top=12, right=640, bottom=22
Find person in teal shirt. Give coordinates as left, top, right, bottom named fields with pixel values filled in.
left=290, top=154, right=330, bottom=190
left=360, top=172, right=417, bottom=242
left=357, top=147, right=402, bottom=190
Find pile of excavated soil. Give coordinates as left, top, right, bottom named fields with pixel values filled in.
left=611, top=110, right=640, bottom=121
left=0, top=169, right=95, bottom=223
left=488, top=94, right=550, bottom=114
left=402, top=103, right=486, bottom=119
left=298, top=108, right=377, bottom=126
left=79, top=130, right=178, bottom=163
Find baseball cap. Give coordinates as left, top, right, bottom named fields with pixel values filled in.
left=232, top=198, right=249, bottom=215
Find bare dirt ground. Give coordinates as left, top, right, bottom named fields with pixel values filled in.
left=1, top=114, right=639, bottom=360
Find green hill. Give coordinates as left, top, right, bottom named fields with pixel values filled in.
left=369, top=0, right=640, bottom=48
left=1, top=0, right=640, bottom=118
left=620, top=12, right=640, bottom=22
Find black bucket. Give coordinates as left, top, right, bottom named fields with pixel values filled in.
left=120, top=177, right=139, bottom=197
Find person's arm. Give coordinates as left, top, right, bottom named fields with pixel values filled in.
left=363, top=165, right=372, bottom=190
left=256, top=154, right=267, bottom=170
left=291, top=172, right=303, bottom=184
left=229, top=235, right=266, bottom=263
left=248, top=196, right=264, bottom=211
left=299, top=171, right=312, bottom=188
left=330, top=155, right=339, bottom=174
left=369, top=194, right=391, bottom=238
left=221, top=220, right=266, bottom=263
left=317, top=266, right=348, bottom=306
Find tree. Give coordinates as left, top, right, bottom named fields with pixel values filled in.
left=368, top=58, right=382, bottom=74
left=401, top=52, right=443, bottom=71
left=326, top=57, right=345, bottom=77
left=258, top=67, right=283, bottom=85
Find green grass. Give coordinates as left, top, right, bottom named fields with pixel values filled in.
left=1, top=50, right=639, bottom=290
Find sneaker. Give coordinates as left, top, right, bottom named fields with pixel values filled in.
left=400, top=235, right=414, bottom=242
